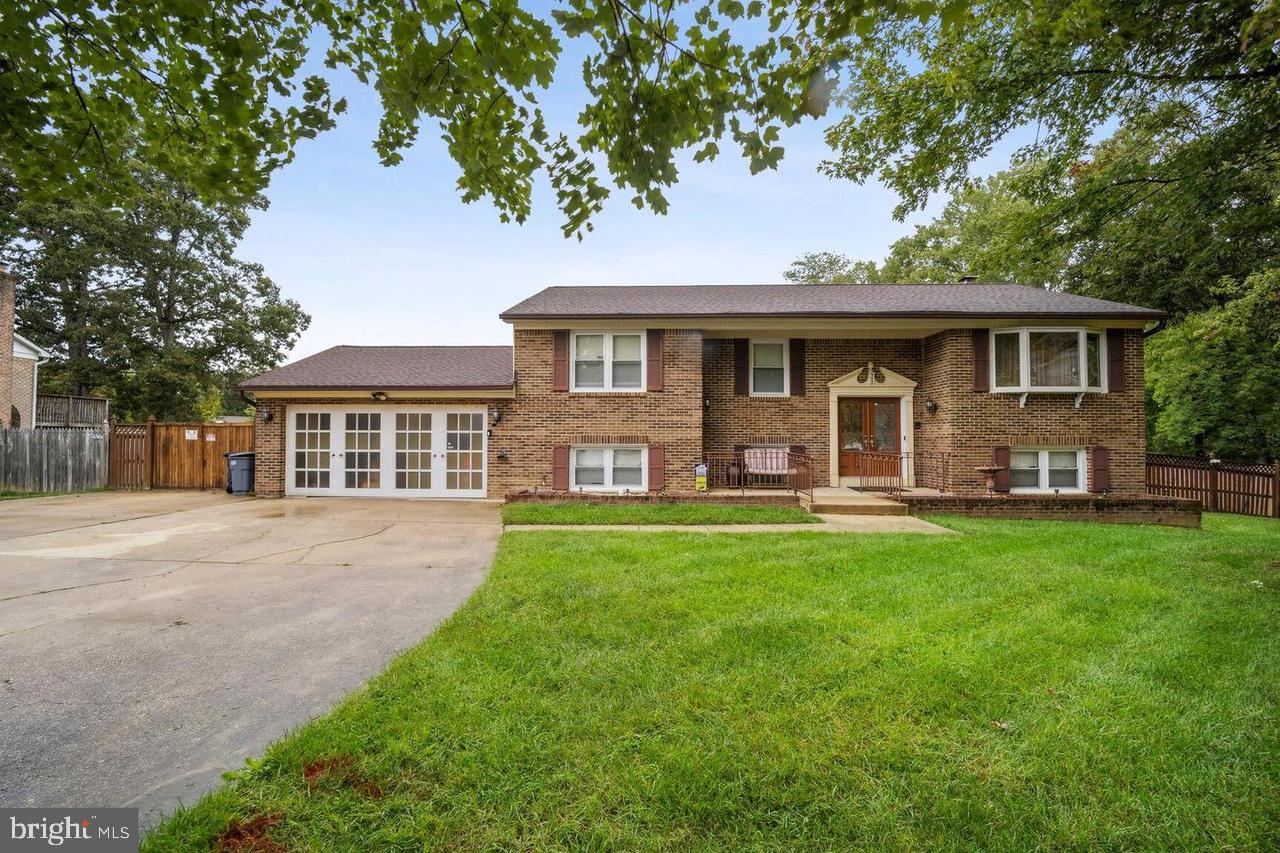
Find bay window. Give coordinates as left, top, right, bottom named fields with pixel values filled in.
left=991, top=329, right=1105, bottom=393
left=572, top=332, right=645, bottom=391
left=1010, top=448, right=1085, bottom=493
left=571, top=446, right=647, bottom=491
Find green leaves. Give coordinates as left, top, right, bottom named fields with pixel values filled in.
left=0, top=0, right=835, bottom=237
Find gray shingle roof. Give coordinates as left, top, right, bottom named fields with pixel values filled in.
left=500, top=284, right=1165, bottom=321
left=239, top=345, right=514, bottom=391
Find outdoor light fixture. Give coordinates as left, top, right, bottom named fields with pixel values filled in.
left=924, top=397, right=938, bottom=414
left=492, top=409, right=502, bottom=425
left=703, top=396, right=711, bottom=411
left=370, top=391, right=388, bottom=401
left=260, top=410, right=273, bottom=423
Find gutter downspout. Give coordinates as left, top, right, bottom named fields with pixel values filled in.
left=1142, top=319, right=1167, bottom=338
left=32, top=354, right=49, bottom=427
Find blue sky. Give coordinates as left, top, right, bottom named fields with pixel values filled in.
left=241, top=36, right=1016, bottom=360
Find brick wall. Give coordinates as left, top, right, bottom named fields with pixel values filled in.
left=489, top=329, right=704, bottom=495
left=10, top=356, right=34, bottom=428
left=701, top=329, right=1147, bottom=496
left=251, top=395, right=507, bottom=498
left=900, top=495, right=1200, bottom=527
left=702, top=338, right=925, bottom=487
left=917, top=328, right=1148, bottom=496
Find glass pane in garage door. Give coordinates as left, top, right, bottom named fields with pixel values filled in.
left=394, top=412, right=432, bottom=489
left=344, top=412, right=382, bottom=488
left=294, top=412, right=331, bottom=488
left=445, top=412, right=484, bottom=491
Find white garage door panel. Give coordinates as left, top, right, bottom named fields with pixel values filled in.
left=286, top=406, right=486, bottom=498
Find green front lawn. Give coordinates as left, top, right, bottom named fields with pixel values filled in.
left=0, top=491, right=64, bottom=500
left=502, top=500, right=819, bottom=526
left=145, top=515, right=1280, bottom=850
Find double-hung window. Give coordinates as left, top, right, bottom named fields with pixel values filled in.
left=992, top=329, right=1104, bottom=393
left=571, top=446, right=646, bottom=491
left=750, top=340, right=788, bottom=396
left=572, top=332, right=645, bottom=391
left=1010, top=448, right=1085, bottom=493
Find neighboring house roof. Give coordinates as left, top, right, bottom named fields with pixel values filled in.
left=500, top=284, right=1166, bottom=321
left=13, top=333, right=52, bottom=360
left=238, top=345, right=515, bottom=391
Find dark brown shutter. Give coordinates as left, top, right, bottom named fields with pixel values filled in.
left=789, top=339, right=806, bottom=396
left=993, top=445, right=1011, bottom=492
left=972, top=329, right=990, bottom=392
left=733, top=339, right=749, bottom=395
left=648, top=443, right=665, bottom=492
left=552, top=444, right=569, bottom=489
left=552, top=330, right=569, bottom=392
left=646, top=329, right=664, bottom=391
left=1106, top=329, right=1126, bottom=392
left=1091, top=446, right=1111, bottom=493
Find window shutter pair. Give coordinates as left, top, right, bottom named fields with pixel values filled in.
left=551, top=444, right=664, bottom=491
left=732, top=339, right=806, bottom=396
left=990, top=445, right=1111, bottom=493
left=972, top=328, right=1128, bottom=393
left=551, top=329, right=664, bottom=391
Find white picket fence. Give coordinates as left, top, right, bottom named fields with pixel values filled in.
left=0, top=428, right=108, bottom=493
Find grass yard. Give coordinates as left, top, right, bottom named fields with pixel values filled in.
left=145, top=515, right=1280, bottom=850
left=501, top=500, right=819, bottom=526
left=0, top=490, right=63, bottom=500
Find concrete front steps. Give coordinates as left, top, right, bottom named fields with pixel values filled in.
left=802, top=491, right=909, bottom=516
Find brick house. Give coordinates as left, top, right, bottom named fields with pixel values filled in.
left=241, top=283, right=1164, bottom=503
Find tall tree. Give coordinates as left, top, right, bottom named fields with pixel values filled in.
left=1, top=169, right=309, bottom=420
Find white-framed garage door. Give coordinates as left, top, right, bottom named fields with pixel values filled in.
left=286, top=405, right=487, bottom=498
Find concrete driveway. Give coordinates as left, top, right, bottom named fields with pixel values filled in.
left=0, top=491, right=500, bottom=827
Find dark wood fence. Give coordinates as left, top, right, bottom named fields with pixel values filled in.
left=0, top=427, right=108, bottom=492
left=1146, top=453, right=1280, bottom=518
left=35, top=393, right=111, bottom=427
left=109, top=420, right=253, bottom=490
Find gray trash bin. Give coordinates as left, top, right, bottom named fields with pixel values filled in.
left=226, top=451, right=255, bottom=495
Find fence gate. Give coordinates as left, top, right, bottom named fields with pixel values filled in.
left=109, top=421, right=254, bottom=490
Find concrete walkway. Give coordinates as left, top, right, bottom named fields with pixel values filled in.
left=505, top=514, right=952, bottom=534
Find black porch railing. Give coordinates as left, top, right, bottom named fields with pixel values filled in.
left=704, top=449, right=813, bottom=501
left=845, top=450, right=953, bottom=499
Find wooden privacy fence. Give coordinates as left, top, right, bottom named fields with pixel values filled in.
left=36, top=393, right=111, bottom=428
left=0, top=428, right=108, bottom=492
left=1146, top=453, right=1280, bottom=518
left=109, top=420, right=254, bottom=490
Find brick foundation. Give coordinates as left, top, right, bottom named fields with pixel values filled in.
left=900, top=494, right=1201, bottom=527
left=505, top=490, right=803, bottom=507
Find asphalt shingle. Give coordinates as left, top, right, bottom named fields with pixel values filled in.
left=499, top=284, right=1165, bottom=320
left=239, top=345, right=514, bottom=391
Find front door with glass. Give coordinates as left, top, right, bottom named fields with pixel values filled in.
left=838, top=397, right=901, bottom=477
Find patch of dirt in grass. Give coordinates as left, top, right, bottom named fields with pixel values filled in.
left=214, top=814, right=284, bottom=852
left=302, top=755, right=384, bottom=798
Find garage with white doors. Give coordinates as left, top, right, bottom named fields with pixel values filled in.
left=238, top=344, right=515, bottom=499
left=287, top=405, right=487, bottom=498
